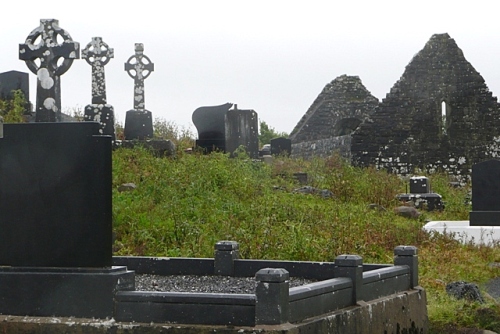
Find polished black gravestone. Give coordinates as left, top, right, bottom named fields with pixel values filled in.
left=0, top=70, right=29, bottom=100
left=0, top=122, right=134, bottom=318
left=0, top=122, right=111, bottom=267
left=82, top=37, right=116, bottom=141
left=470, top=159, right=500, bottom=226
left=123, top=43, right=154, bottom=140
left=271, top=137, right=292, bottom=156
left=225, top=107, right=259, bottom=159
left=19, top=19, right=79, bottom=122
left=192, top=102, right=233, bottom=153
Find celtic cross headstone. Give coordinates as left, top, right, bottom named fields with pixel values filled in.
left=123, top=43, right=154, bottom=140
left=82, top=37, right=115, bottom=140
left=19, top=19, right=79, bottom=122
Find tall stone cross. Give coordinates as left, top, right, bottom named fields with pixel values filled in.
left=19, top=19, right=80, bottom=122
left=82, top=37, right=115, bottom=140
left=124, top=43, right=154, bottom=111
left=82, top=37, right=113, bottom=105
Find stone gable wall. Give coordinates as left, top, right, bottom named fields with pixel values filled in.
left=291, top=34, right=500, bottom=178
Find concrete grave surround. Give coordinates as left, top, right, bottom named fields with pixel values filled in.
left=292, top=33, right=500, bottom=178
left=424, top=160, right=500, bottom=243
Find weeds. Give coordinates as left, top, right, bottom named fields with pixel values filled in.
left=112, top=148, right=499, bottom=331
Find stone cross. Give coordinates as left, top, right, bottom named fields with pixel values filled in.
left=82, top=37, right=115, bottom=140
left=82, top=37, right=113, bottom=105
left=124, top=43, right=154, bottom=111
left=19, top=19, right=80, bottom=122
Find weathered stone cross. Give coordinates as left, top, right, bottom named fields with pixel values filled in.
left=19, top=19, right=80, bottom=122
left=82, top=37, right=115, bottom=140
left=82, top=37, right=114, bottom=105
left=124, top=43, right=154, bottom=111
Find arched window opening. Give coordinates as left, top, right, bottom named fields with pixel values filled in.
left=441, top=101, right=447, bottom=135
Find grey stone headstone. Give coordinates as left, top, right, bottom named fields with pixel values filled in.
left=470, top=159, right=500, bottom=225
left=225, top=108, right=259, bottom=158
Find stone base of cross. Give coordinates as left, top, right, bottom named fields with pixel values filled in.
left=124, top=110, right=153, bottom=140
left=84, top=104, right=116, bottom=142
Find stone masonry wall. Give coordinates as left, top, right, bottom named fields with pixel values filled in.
left=351, top=34, right=500, bottom=177
left=291, top=135, right=352, bottom=159
left=289, top=75, right=379, bottom=143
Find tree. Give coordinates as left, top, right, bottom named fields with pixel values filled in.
left=0, top=90, right=27, bottom=123
left=258, top=121, right=288, bottom=146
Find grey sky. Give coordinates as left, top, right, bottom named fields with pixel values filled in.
left=3, top=1, right=500, bottom=134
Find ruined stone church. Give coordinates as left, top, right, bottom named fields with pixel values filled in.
left=290, top=33, right=500, bottom=176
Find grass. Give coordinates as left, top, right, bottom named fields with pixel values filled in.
left=111, top=147, right=500, bottom=333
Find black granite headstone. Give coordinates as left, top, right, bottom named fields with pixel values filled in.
left=225, top=107, right=259, bottom=159
left=0, top=70, right=29, bottom=100
left=192, top=103, right=233, bottom=153
left=270, top=137, right=291, bottom=156
left=0, top=122, right=112, bottom=267
left=470, top=159, right=500, bottom=226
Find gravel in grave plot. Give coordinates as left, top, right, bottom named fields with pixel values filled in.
left=135, top=274, right=317, bottom=294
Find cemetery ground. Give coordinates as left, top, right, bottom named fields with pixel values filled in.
left=112, top=139, right=500, bottom=334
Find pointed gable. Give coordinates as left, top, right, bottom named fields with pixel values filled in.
left=351, top=33, right=500, bottom=175
left=290, top=75, right=378, bottom=143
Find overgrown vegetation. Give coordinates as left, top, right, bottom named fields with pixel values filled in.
left=0, top=90, right=27, bottom=123
left=259, top=120, right=288, bottom=145
left=112, top=135, right=500, bottom=333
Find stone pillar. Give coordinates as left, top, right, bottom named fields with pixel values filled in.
left=394, top=246, right=418, bottom=288
left=214, top=241, right=239, bottom=276
left=334, top=254, right=363, bottom=304
left=255, top=268, right=289, bottom=325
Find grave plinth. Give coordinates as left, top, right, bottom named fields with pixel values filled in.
left=470, top=159, right=500, bottom=226
left=0, top=122, right=134, bottom=318
left=396, top=176, right=444, bottom=211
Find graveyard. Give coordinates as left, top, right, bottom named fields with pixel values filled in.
left=2, top=18, right=500, bottom=333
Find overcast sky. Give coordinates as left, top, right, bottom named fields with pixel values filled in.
left=2, top=1, right=500, bottom=134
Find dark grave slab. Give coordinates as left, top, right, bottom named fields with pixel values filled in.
left=0, top=70, right=29, bottom=100
left=0, top=266, right=134, bottom=318
left=396, top=176, right=443, bottom=211
left=192, top=102, right=233, bottom=153
left=0, top=122, right=112, bottom=267
left=470, top=159, right=500, bottom=226
left=0, top=122, right=135, bottom=319
left=225, top=107, right=259, bottom=159
left=271, top=137, right=291, bottom=156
